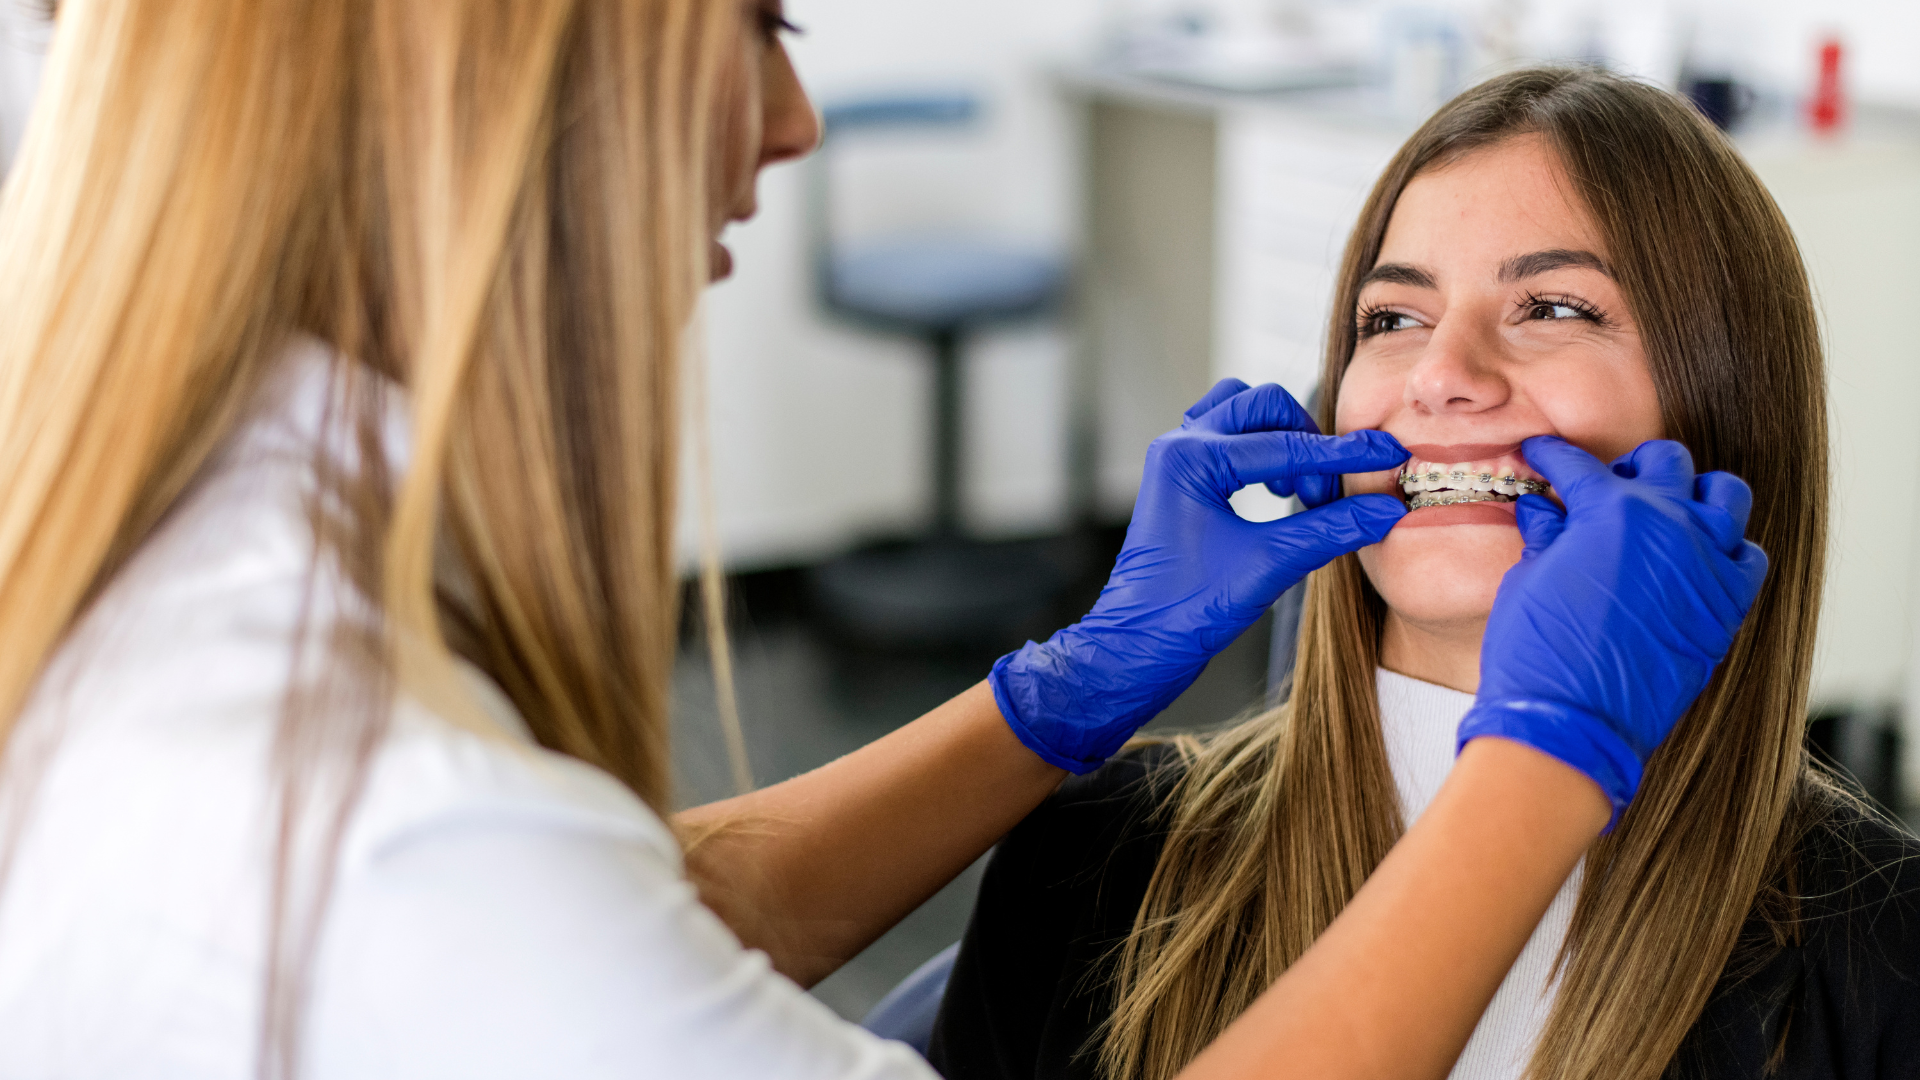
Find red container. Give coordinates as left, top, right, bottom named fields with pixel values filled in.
left=1809, top=37, right=1846, bottom=134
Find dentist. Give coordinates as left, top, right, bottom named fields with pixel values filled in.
left=0, top=2, right=1763, bottom=1078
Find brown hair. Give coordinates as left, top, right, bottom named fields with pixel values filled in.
left=1101, top=66, right=1829, bottom=1080
left=0, top=0, right=740, bottom=1074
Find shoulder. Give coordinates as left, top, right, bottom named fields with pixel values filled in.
left=927, top=744, right=1187, bottom=1080
left=988, top=741, right=1188, bottom=898
left=1788, top=792, right=1920, bottom=974
left=1683, top=788, right=1920, bottom=1079
left=319, top=685, right=935, bottom=1080
left=345, top=670, right=681, bottom=871
left=1013, top=741, right=1187, bottom=846
left=966, top=740, right=1187, bottom=941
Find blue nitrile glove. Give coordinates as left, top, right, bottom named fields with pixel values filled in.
left=1457, top=437, right=1769, bottom=827
left=990, top=378, right=1409, bottom=774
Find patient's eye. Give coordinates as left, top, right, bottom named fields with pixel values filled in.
left=1357, top=307, right=1421, bottom=337
left=1520, top=293, right=1606, bottom=325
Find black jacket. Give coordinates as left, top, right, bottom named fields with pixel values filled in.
left=927, top=746, right=1920, bottom=1079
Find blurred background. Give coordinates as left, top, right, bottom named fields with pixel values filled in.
left=675, top=0, right=1920, bottom=1019
left=4, top=0, right=1918, bottom=1025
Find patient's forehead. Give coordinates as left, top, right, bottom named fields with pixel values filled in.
left=1378, top=135, right=1610, bottom=276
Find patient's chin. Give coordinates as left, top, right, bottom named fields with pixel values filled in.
left=1358, top=523, right=1519, bottom=631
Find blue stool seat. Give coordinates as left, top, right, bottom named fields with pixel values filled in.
left=827, top=238, right=1065, bottom=330
left=860, top=941, right=960, bottom=1057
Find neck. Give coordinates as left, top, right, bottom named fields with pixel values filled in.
left=1379, top=611, right=1484, bottom=695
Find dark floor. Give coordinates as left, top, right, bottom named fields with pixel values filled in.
left=670, top=529, right=1275, bottom=1022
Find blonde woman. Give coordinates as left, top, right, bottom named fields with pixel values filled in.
left=931, top=67, right=1918, bottom=1080
left=0, top=7, right=1763, bottom=1080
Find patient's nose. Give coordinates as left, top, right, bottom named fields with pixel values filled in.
left=1403, top=319, right=1508, bottom=416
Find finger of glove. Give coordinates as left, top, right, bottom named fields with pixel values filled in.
left=1692, top=471, right=1755, bottom=546
left=1291, top=431, right=1406, bottom=507
left=1221, top=429, right=1408, bottom=490
left=1184, top=378, right=1251, bottom=422
left=1520, top=435, right=1614, bottom=505
left=1685, top=501, right=1748, bottom=560
left=1727, top=539, right=1770, bottom=608
left=1191, top=381, right=1320, bottom=435
left=1283, top=472, right=1340, bottom=509
left=1685, top=539, right=1769, bottom=660
left=1267, top=494, right=1404, bottom=575
left=1610, top=440, right=1697, bottom=500
left=1514, top=493, right=1567, bottom=556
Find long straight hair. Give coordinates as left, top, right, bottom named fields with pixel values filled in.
left=0, top=0, right=740, bottom=1074
left=1101, top=67, right=1830, bottom=1080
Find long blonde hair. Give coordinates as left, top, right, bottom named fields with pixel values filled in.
left=0, top=0, right=738, bottom=1073
left=1101, top=68, right=1831, bottom=1080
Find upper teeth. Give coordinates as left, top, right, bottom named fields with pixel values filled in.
left=1397, top=463, right=1548, bottom=499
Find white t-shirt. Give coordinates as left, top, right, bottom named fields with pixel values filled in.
left=1376, top=668, right=1583, bottom=1080
left=0, top=338, right=935, bottom=1080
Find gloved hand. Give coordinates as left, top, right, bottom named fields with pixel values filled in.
left=1456, top=437, right=1769, bottom=828
left=991, top=378, right=1408, bottom=774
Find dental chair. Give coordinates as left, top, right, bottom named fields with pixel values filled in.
left=860, top=942, right=961, bottom=1055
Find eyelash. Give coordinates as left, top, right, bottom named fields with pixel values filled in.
left=1354, top=304, right=1415, bottom=339
left=1519, top=291, right=1609, bottom=326
left=759, top=9, right=803, bottom=42
left=1353, top=293, right=1611, bottom=338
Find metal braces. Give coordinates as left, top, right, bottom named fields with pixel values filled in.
left=1398, top=470, right=1549, bottom=498
left=1407, top=489, right=1520, bottom=509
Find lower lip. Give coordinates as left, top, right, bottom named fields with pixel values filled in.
left=710, top=240, right=734, bottom=281
left=1395, top=501, right=1519, bottom=529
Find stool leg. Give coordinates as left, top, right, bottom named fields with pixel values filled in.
left=931, top=327, right=962, bottom=538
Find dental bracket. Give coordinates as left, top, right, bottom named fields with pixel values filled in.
left=1397, top=468, right=1549, bottom=503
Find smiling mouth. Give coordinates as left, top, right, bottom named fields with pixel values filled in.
left=1396, top=455, right=1550, bottom=510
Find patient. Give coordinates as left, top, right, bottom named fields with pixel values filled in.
left=928, top=67, right=1920, bottom=1080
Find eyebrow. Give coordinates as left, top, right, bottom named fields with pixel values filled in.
left=1357, top=248, right=1612, bottom=292
left=1498, top=248, right=1612, bottom=282
left=1357, top=263, right=1437, bottom=289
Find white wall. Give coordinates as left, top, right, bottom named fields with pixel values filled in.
left=689, top=0, right=1920, bottom=571
left=0, top=1, right=48, bottom=173
left=5, top=0, right=1912, bottom=573
left=1741, top=137, right=1920, bottom=781
left=1459, top=0, right=1920, bottom=104
left=1529, top=0, right=1920, bottom=104
left=682, top=0, right=1106, bottom=570
left=1680, top=0, right=1920, bottom=106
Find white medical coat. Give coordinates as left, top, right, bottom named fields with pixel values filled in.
left=0, top=337, right=935, bottom=1080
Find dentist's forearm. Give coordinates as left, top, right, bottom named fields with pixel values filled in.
left=674, top=681, right=1065, bottom=987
